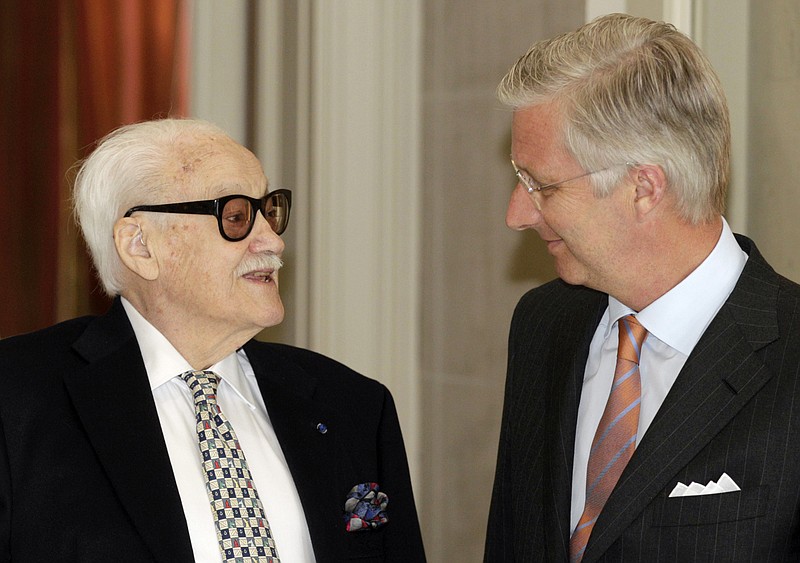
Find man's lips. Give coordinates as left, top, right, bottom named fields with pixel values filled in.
left=544, top=239, right=563, bottom=252
left=236, top=253, right=283, bottom=282
left=242, top=269, right=276, bottom=283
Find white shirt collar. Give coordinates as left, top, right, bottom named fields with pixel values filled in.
left=605, top=217, right=747, bottom=355
left=120, top=297, right=258, bottom=409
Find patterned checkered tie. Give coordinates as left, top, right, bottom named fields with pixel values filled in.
left=569, top=315, right=648, bottom=562
left=181, top=370, right=280, bottom=563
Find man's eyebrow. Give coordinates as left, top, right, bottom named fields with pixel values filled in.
left=515, top=161, right=545, bottom=185
left=206, top=183, right=247, bottom=198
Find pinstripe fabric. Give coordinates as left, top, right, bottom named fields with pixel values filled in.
left=485, top=281, right=606, bottom=562
left=569, top=316, right=647, bottom=561
left=485, top=235, right=800, bottom=562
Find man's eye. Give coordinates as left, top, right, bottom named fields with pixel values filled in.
left=523, top=174, right=540, bottom=191
left=224, top=212, right=247, bottom=224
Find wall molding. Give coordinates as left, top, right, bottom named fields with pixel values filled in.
left=191, top=0, right=424, bottom=480
left=310, top=1, right=423, bottom=479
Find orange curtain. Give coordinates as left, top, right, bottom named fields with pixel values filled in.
left=0, top=1, right=63, bottom=339
left=0, top=0, right=189, bottom=337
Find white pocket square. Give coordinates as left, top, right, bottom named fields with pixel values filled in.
left=669, top=472, right=741, bottom=498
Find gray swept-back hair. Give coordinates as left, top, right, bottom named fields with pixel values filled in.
left=73, top=118, right=233, bottom=296
left=498, top=13, right=729, bottom=224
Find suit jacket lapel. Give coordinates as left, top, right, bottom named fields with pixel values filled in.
left=64, top=299, right=193, bottom=563
left=244, top=342, right=350, bottom=558
left=545, top=289, right=607, bottom=560
left=583, top=238, right=780, bottom=562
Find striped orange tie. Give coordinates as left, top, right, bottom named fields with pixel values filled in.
left=569, top=315, right=648, bottom=562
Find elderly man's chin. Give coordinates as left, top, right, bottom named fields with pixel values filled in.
left=236, top=279, right=285, bottom=332
left=250, top=290, right=285, bottom=330
left=261, top=302, right=285, bottom=329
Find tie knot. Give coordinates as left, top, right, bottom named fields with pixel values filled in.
left=617, top=315, right=648, bottom=364
left=181, top=370, right=220, bottom=405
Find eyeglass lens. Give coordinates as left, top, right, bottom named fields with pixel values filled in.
left=221, top=193, right=289, bottom=240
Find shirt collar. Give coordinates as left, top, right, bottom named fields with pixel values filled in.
left=605, top=217, right=747, bottom=355
left=120, top=298, right=258, bottom=409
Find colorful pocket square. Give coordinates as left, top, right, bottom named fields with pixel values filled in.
left=344, top=482, right=389, bottom=532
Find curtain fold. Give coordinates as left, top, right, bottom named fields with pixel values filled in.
left=1, top=0, right=189, bottom=337
left=0, top=1, right=63, bottom=338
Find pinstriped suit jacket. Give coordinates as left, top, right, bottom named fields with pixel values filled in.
left=485, top=235, right=800, bottom=562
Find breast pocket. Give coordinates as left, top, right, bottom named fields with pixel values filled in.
left=652, top=486, right=769, bottom=527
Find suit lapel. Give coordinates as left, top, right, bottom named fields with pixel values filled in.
left=545, top=289, right=607, bottom=560
left=583, top=238, right=780, bottom=562
left=244, top=342, right=350, bottom=558
left=64, top=299, right=193, bottom=563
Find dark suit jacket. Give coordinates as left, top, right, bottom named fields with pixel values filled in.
left=485, top=235, right=800, bottom=562
left=0, top=299, right=425, bottom=562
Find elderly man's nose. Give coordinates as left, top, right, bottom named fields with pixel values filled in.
left=248, top=213, right=285, bottom=254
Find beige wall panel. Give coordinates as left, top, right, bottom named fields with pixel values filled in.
left=420, top=1, right=583, bottom=560
left=748, top=1, right=800, bottom=281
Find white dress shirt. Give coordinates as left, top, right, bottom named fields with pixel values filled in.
left=570, top=218, right=748, bottom=532
left=121, top=299, right=316, bottom=562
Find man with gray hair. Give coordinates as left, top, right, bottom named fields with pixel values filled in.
left=0, top=119, right=425, bottom=562
left=485, top=13, right=800, bottom=562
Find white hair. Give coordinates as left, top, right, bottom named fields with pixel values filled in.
left=498, top=13, right=730, bottom=224
left=73, top=118, right=233, bottom=295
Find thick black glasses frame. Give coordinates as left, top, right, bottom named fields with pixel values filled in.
left=123, top=189, right=292, bottom=241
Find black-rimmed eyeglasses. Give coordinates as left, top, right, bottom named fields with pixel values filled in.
left=123, top=189, right=292, bottom=241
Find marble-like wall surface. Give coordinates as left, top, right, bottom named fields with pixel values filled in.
left=420, top=2, right=583, bottom=560
left=748, top=0, right=800, bottom=282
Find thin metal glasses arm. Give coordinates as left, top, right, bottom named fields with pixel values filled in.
left=510, top=157, right=637, bottom=194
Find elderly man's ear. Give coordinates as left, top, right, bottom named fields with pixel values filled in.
left=114, top=217, right=160, bottom=281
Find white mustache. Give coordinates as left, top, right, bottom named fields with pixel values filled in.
left=235, top=253, right=283, bottom=276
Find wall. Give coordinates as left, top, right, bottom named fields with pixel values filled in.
left=419, top=2, right=583, bottom=560
left=747, top=1, right=800, bottom=280
left=190, top=1, right=800, bottom=561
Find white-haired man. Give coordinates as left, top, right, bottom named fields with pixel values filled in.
left=0, top=119, right=425, bottom=563
left=486, top=14, right=800, bottom=562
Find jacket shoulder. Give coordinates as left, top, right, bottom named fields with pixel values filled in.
left=245, top=341, right=387, bottom=395
left=0, top=316, right=95, bottom=366
left=513, top=279, right=605, bottom=322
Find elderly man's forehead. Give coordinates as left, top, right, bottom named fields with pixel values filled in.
left=169, top=132, right=248, bottom=167
left=163, top=133, right=265, bottom=193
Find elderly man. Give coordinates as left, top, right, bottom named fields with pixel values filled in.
left=485, top=13, right=800, bottom=563
left=0, top=119, right=425, bottom=562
